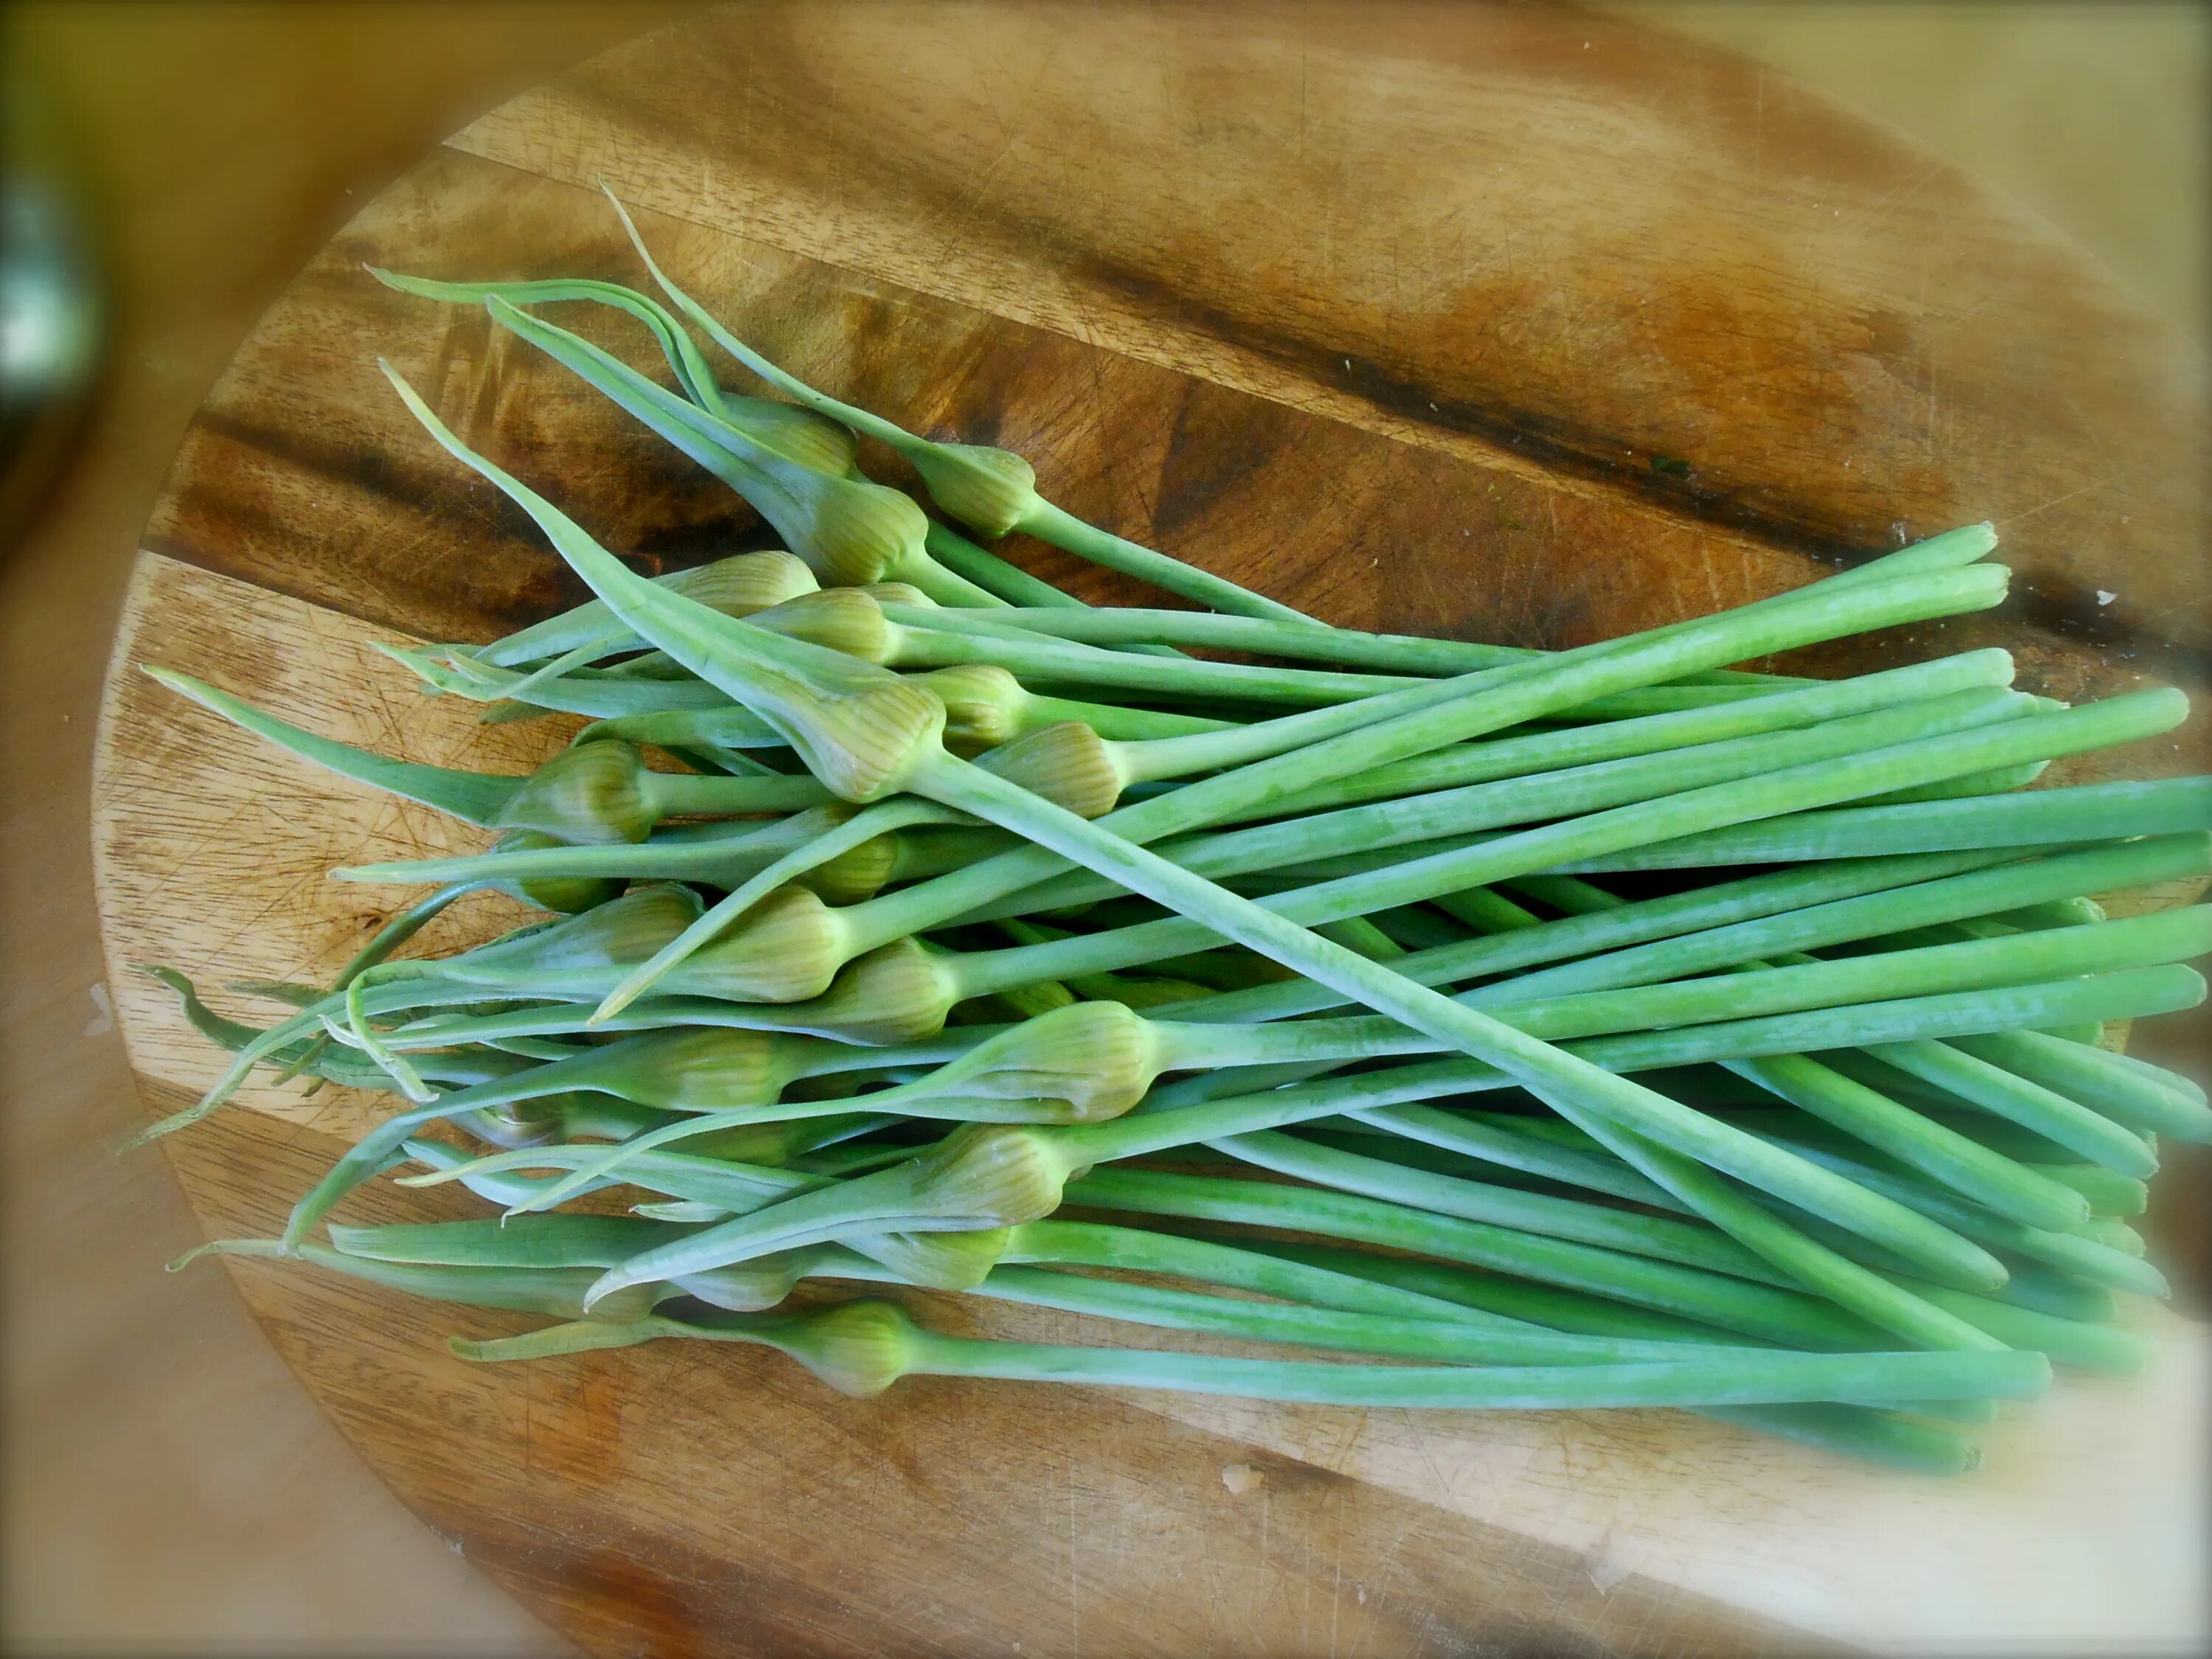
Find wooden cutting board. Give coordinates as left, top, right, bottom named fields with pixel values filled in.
left=90, top=2, right=2211, bottom=1652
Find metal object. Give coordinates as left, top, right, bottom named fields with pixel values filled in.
left=1, top=74, right=103, bottom=549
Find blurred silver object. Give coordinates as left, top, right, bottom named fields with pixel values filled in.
left=1, top=72, right=102, bottom=550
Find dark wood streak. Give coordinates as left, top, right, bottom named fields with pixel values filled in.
left=529, top=2, right=2203, bottom=655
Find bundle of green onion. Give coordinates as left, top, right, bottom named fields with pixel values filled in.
left=142, top=199, right=2212, bottom=1475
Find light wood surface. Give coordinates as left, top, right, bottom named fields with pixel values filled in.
left=69, top=1, right=2212, bottom=1652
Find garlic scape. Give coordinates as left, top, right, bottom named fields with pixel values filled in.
left=131, top=228, right=2212, bottom=1467
left=448, top=1294, right=2046, bottom=1413
left=384, top=368, right=2093, bottom=1331
left=588, top=553, right=2023, bottom=1035
left=366, top=268, right=858, bottom=476
left=502, top=675, right=2058, bottom=1040
left=149, top=669, right=830, bottom=839
left=602, top=189, right=1322, bottom=628
left=335, top=804, right=928, bottom=909
left=590, top=663, right=1223, bottom=754
left=465, top=549, right=822, bottom=669
left=565, top=913, right=2212, bottom=1307
left=275, top=1014, right=853, bottom=1249
left=128, top=883, right=703, bottom=1147
left=474, top=293, right=1002, bottom=606
left=375, top=260, right=1208, bottom=663
left=496, top=582, right=1419, bottom=709
left=311, top=1207, right=2057, bottom=1405
left=173, top=1235, right=676, bottom=1324
left=387, top=641, right=742, bottom=723
left=728, top=588, right=1425, bottom=706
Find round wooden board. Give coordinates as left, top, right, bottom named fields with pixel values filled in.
left=90, top=3, right=2211, bottom=1653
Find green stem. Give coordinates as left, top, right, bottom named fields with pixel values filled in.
left=1562, top=777, right=2212, bottom=871
left=949, top=658, right=2024, bottom=923
left=453, top=1299, right=2048, bottom=1411
left=888, top=616, right=1425, bottom=705
left=1859, top=1040, right=2166, bottom=1175
left=1955, top=1030, right=2212, bottom=1142
left=602, top=189, right=1322, bottom=627
left=335, top=810, right=893, bottom=904
left=1065, top=1166, right=1877, bottom=1349
left=1209, top=1128, right=1795, bottom=1285
left=590, top=796, right=956, bottom=1019
left=923, top=694, right=2189, bottom=998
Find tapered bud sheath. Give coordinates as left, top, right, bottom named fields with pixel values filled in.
left=911, top=445, right=1041, bottom=540
left=601, top=190, right=1311, bottom=622
left=451, top=885, right=856, bottom=1005
left=744, top=588, right=901, bottom=661
left=323, top=1214, right=1008, bottom=1301
left=748, top=1298, right=922, bottom=1397
left=173, top=1237, right=670, bottom=1324
left=975, top=721, right=1128, bottom=819
left=149, top=667, right=830, bottom=836
left=481, top=830, right=627, bottom=913
left=480, top=294, right=945, bottom=594
left=466, top=1090, right=675, bottom=1150
left=795, top=939, right=964, bottom=1043
left=366, top=268, right=860, bottom=477
left=571, top=672, right=1216, bottom=760
left=849, top=1226, right=1017, bottom=1291
left=583, top=1122, right=1084, bottom=1303
left=924, top=664, right=1032, bottom=753
left=866, top=1001, right=1159, bottom=1121
left=428, top=883, right=701, bottom=979
left=475, top=550, right=821, bottom=668
left=658, top=886, right=856, bottom=1004
left=340, top=808, right=900, bottom=910
left=477, top=1026, right=826, bottom=1113
left=494, top=740, right=656, bottom=844
left=383, top=358, right=952, bottom=803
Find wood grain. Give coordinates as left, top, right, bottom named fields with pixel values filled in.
left=93, top=1, right=2212, bottom=1652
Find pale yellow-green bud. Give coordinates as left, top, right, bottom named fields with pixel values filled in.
left=849, top=1226, right=1013, bottom=1290
left=909, top=1001, right=1157, bottom=1121
left=582, top=1026, right=805, bottom=1111
left=493, top=740, right=655, bottom=845
left=855, top=582, right=933, bottom=609
left=784, top=471, right=934, bottom=589
left=777, top=675, right=947, bottom=804
left=743, top=588, right=897, bottom=663
left=799, top=938, right=961, bottom=1043
left=681, top=1111, right=873, bottom=1168
left=956, top=980, right=1077, bottom=1023
left=774, top=1298, right=921, bottom=1397
left=799, top=832, right=900, bottom=907
left=481, top=830, right=627, bottom=914
left=911, top=443, right=1039, bottom=540
left=446, top=883, right=698, bottom=978
left=661, top=885, right=852, bottom=1004
left=905, top=1124, right=1077, bottom=1225
left=728, top=400, right=858, bottom=481
left=975, top=720, right=1124, bottom=818
left=672, top=1255, right=810, bottom=1313
left=918, top=664, right=1027, bottom=755
left=662, top=549, right=820, bottom=616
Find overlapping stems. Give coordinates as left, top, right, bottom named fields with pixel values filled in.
left=139, top=249, right=2212, bottom=1470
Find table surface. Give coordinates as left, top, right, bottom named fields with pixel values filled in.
left=17, top=3, right=2212, bottom=1659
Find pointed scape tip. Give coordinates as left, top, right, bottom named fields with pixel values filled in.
left=166, top=1241, right=222, bottom=1272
